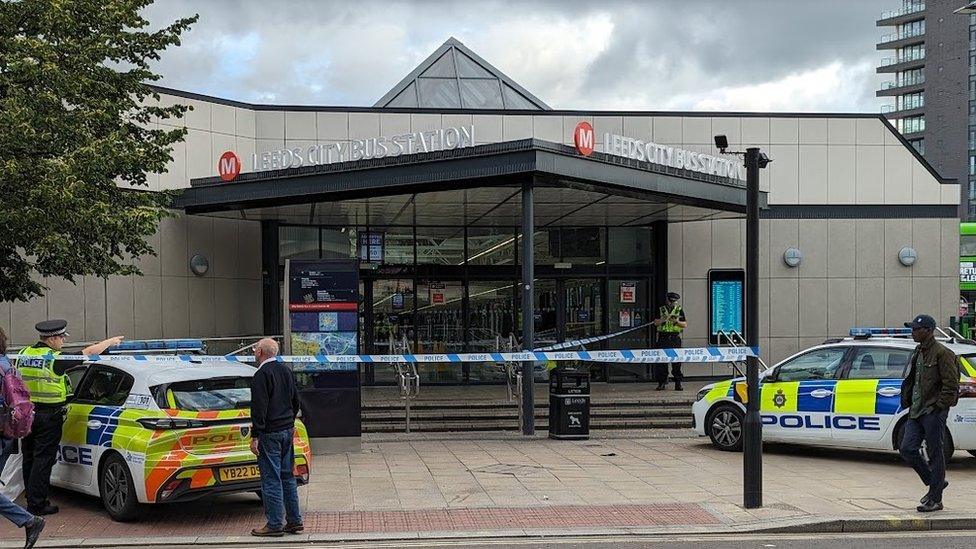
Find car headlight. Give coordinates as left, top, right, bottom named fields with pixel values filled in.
left=695, top=388, right=709, bottom=402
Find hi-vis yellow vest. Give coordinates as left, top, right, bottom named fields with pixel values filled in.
left=659, top=305, right=684, bottom=334
left=15, top=345, right=69, bottom=404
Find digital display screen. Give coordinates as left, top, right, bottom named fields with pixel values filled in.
left=708, top=269, right=745, bottom=344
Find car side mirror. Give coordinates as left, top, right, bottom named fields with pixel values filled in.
left=764, top=368, right=778, bottom=383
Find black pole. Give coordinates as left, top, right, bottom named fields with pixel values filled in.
left=743, top=147, right=762, bottom=508
left=521, top=179, right=535, bottom=436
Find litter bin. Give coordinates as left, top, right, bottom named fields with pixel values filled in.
left=548, top=368, right=590, bottom=439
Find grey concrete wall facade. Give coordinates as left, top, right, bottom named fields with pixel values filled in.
left=1, top=90, right=960, bottom=361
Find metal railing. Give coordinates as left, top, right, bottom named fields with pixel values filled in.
left=390, top=334, right=420, bottom=433
left=880, top=53, right=925, bottom=66
left=716, top=330, right=768, bottom=378
left=880, top=3, right=925, bottom=20
left=881, top=76, right=924, bottom=90
left=880, top=29, right=925, bottom=43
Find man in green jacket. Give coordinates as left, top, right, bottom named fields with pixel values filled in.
left=899, top=314, right=959, bottom=513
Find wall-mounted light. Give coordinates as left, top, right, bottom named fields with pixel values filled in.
left=189, top=254, right=210, bottom=276
left=783, top=247, right=802, bottom=268
left=898, top=247, right=918, bottom=267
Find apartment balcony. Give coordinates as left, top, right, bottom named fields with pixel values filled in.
left=876, top=79, right=925, bottom=97
left=881, top=104, right=924, bottom=118
left=877, top=56, right=925, bottom=73
left=877, top=30, right=925, bottom=50
left=876, top=3, right=925, bottom=26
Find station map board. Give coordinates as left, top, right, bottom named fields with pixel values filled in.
left=708, top=269, right=744, bottom=345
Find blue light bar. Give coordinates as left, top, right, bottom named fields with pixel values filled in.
left=110, top=339, right=204, bottom=352
left=849, top=327, right=913, bottom=337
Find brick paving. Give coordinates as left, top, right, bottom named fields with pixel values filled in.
left=2, top=432, right=976, bottom=544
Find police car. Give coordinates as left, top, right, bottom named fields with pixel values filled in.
left=693, top=328, right=976, bottom=461
left=49, top=342, right=311, bottom=521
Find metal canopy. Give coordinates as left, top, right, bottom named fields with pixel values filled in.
left=178, top=139, right=766, bottom=224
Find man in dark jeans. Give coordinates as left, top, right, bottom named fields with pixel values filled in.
left=899, top=314, right=959, bottom=512
left=249, top=338, right=303, bottom=537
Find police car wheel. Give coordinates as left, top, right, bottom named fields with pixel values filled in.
left=100, top=454, right=140, bottom=522
left=706, top=404, right=744, bottom=452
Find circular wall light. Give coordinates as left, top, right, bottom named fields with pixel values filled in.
left=783, top=247, right=802, bottom=268
left=898, top=247, right=918, bottom=267
left=189, top=254, right=210, bottom=276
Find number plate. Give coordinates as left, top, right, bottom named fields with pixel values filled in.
left=218, top=465, right=260, bottom=483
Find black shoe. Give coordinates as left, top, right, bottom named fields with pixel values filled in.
left=24, top=516, right=44, bottom=549
left=284, top=522, right=304, bottom=534
left=921, top=480, right=949, bottom=504
left=27, top=504, right=57, bottom=516
left=675, top=383, right=684, bottom=391
left=917, top=500, right=943, bottom=512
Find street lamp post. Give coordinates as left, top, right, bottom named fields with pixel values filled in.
left=714, top=136, right=769, bottom=509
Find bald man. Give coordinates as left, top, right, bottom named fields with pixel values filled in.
left=249, top=338, right=303, bottom=537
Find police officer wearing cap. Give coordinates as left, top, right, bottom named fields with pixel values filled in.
left=653, top=292, right=687, bottom=391
left=15, top=320, right=123, bottom=515
left=899, top=314, right=959, bottom=513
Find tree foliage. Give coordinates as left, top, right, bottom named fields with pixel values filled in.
left=0, top=0, right=197, bottom=301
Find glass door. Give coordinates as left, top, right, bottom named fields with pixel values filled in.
left=370, top=278, right=415, bottom=383
left=533, top=279, right=560, bottom=349
left=415, top=280, right=464, bottom=383
left=608, top=279, right=652, bottom=381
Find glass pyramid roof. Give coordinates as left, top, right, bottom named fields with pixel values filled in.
left=374, top=37, right=550, bottom=110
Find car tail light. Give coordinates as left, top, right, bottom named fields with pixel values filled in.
left=159, top=478, right=186, bottom=501
left=137, top=418, right=205, bottom=430
left=295, top=463, right=309, bottom=483
left=959, top=381, right=976, bottom=398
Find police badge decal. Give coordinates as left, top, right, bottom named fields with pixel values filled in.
left=773, top=389, right=787, bottom=408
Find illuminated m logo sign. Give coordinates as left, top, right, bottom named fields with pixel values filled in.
left=573, top=121, right=594, bottom=156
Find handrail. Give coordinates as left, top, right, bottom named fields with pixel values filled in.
left=391, top=333, right=419, bottom=433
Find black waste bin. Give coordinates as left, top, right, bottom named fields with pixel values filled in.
left=548, top=368, right=590, bottom=439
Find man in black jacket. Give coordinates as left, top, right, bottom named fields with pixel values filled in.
left=249, top=338, right=303, bottom=537
left=899, top=314, right=959, bottom=513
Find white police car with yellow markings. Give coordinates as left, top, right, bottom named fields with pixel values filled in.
left=45, top=341, right=311, bottom=522
left=693, top=328, right=976, bottom=461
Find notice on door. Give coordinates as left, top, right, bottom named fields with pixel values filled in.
left=619, top=281, right=636, bottom=303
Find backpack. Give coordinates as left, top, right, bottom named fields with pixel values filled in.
left=0, top=358, right=33, bottom=438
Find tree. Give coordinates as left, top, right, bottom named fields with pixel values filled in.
left=0, top=0, right=197, bottom=301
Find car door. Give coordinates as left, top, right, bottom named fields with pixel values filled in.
left=832, top=346, right=912, bottom=446
left=761, top=346, right=848, bottom=442
left=57, top=365, right=133, bottom=489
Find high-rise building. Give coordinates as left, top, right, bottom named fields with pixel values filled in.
left=878, top=0, right=971, bottom=217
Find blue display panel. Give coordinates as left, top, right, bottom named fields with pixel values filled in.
left=288, top=260, right=359, bottom=371
left=708, top=269, right=745, bottom=344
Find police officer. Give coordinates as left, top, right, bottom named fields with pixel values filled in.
left=15, top=320, right=123, bottom=515
left=653, top=292, right=687, bottom=391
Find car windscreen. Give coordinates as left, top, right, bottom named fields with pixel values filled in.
left=153, top=377, right=251, bottom=411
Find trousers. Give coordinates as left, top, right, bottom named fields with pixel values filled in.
left=654, top=333, right=683, bottom=384
left=899, top=408, right=949, bottom=503
left=22, top=407, right=64, bottom=509
left=257, top=428, right=302, bottom=530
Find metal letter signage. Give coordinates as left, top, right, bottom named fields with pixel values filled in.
left=597, top=128, right=746, bottom=182
left=241, top=124, right=476, bottom=174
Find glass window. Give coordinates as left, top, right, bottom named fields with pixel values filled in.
left=467, top=227, right=517, bottom=265
left=321, top=227, right=356, bottom=259
left=608, top=227, right=653, bottom=264
left=415, top=226, right=465, bottom=265
left=369, top=227, right=414, bottom=265
left=846, top=348, right=912, bottom=380
left=467, top=280, right=517, bottom=350
left=74, top=367, right=134, bottom=406
left=961, top=235, right=976, bottom=256
left=415, top=280, right=464, bottom=382
left=774, top=347, right=846, bottom=382
left=157, top=377, right=251, bottom=411
left=279, top=226, right=318, bottom=265
left=535, top=227, right=605, bottom=265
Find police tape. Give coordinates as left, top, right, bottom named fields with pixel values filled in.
left=4, top=346, right=757, bottom=365
left=534, top=323, right=652, bottom=351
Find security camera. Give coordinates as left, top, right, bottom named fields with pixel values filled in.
left=714, top=135, right=729, bottom=153
left=757, top=152, right=772, bottom=168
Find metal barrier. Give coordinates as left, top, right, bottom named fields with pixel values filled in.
left=390, top=334, right=420, bottom=433
left=716, top=330, right=767, bottom=377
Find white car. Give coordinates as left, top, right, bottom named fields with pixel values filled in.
left=693, top=329, right=976, bottom=461
left=49, top=356, right=311, bottom=521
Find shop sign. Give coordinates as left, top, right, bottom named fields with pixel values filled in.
left=962, top=261, right=976, bottom=285
left=619, top=281, right=636, bottom=303
left=217, top=151, right=242, bottom=182
left=596, top=127, right=745, bottom=182
left=242, top=124, right=475, bottom=173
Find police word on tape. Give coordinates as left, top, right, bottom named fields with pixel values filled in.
left=5, top=346, right=757, bottom=364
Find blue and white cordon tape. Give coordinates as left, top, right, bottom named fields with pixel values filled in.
left=4, top=346, right=757, bottom=365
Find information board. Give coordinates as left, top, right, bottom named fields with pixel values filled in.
left=708, top=269, right=745, bottom=345
left=285, top=260, right=359, bottom=371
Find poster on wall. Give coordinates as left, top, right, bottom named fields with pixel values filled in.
left=429, top=282, right=445, bottom=304
left=358, top=232, right=384, bottom=263
left=619, top=282, right=636, bottom=304
left=619, top=309, right=632, bottom=328
left=708, top=269, right=745, bottom=345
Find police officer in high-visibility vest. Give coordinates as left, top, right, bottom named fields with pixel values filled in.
left=15, top=320, right=123, bottom=515
left=653, top=292, right=687, bottom=391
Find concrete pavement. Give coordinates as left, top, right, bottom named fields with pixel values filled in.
left=5, top=430, right=976, bottom=546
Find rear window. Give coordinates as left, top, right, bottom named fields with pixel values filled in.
left=153, top=377, right=251, bottom=411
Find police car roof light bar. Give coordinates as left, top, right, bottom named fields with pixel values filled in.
left=849, top=327, right=913, bottom=338
left=109, top=339, right=205, bottom=354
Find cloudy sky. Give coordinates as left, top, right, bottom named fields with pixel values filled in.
left=143, top=0, right=893, bottom=112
